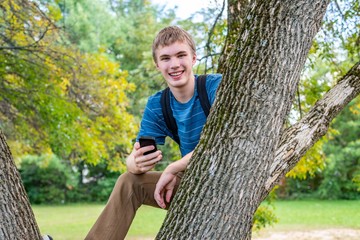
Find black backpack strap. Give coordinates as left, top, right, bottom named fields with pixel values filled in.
left=197, top=74, right=211, bottom=117
left=161, top=87, right=180, bottom=145
left=160, top=75, right=210, bottom=146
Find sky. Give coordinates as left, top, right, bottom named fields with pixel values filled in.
left=150, top=0, right=219, bottom=19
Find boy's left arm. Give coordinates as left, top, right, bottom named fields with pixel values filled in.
left=154, top=151, right=193, bottom=209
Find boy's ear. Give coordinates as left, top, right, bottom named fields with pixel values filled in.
left=192, top=54, right=197, bottom=65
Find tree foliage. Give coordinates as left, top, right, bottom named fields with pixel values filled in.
left=55, top=0, right=176, bottom=115
left=0, top=0, right=137, bottom=170
left=319, top=99, right=360, bottom=199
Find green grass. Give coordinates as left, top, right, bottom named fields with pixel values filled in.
left=32, top=200, right=360, bottom=240
left=33, top=204, right=166, bottom=240
left=271, top=200, right=360, bottom=230
left=33, top=203, right=104, bottom=240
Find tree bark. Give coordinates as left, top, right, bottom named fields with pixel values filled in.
left=217, top=0, right=249, bottom=73
left=0, top=130, right=42, bottom=240
left=157, top=0, right=335, bottom=239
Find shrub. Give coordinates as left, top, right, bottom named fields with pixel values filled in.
left=19, top=154, right=78, bottom=204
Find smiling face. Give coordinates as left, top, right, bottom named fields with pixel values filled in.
left=155, top=41, right=197, bottom=92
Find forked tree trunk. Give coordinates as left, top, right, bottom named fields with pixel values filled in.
left=0, top=130, right=42, bottom=239
left=155, top=0, right=359, bottom=239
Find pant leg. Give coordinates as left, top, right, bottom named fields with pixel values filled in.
left=85, top=171, right=181, bottom=240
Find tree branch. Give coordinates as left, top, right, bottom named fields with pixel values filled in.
left=334, top=0, right=346, bottom=21
left=0, top=27, right=53, bottom=51
left=265, top=61, right=360, bottom=192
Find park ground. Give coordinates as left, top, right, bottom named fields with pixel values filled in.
left=125, top=228, right=360, bottom=240
left=34, top=200, right=360, bottom=240
left=253, top=228, right=360, bottom=240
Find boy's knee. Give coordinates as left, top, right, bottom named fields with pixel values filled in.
left=118, top=171, right=136, bottom=181
left=116, top=172, right=139, bottom=189
left=113, top=172, right=150, bottom=203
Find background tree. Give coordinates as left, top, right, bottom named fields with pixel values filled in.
left=0, top=0, right=137, bottom=170
left=55, top=0, right=176, bottom=114
left=156, top=0, right=360, bottom=239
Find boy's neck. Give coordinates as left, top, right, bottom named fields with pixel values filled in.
left=169, top=76, right=195, bottom=103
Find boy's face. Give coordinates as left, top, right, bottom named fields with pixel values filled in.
left=155, top=41, right=196, bottom=90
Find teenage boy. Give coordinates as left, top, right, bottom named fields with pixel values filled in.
left=85, top=26, right=222, bottom=240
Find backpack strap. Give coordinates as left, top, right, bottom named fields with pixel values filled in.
left=197, top=74, right=210, bottom=117
left=161, top=87, right=180, bottom=145
left=161, top=74, right=210, bottom=145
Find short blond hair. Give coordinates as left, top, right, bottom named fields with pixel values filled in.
left=152, top=26, right=196, bottom=63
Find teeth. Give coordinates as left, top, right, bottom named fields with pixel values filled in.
left=170, top=72, right=182, bottom=76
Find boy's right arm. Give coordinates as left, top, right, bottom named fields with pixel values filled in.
left=126, top=142, right=162, bottom=174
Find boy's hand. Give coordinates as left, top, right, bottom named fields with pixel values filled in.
left=154, top=171, right=177, bottom=209
left=153, top=151, right=192, bottom=208
left=133, top=142, right=162, bottom=173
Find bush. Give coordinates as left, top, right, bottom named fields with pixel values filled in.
left=67, top=174, right=119, bottom=203
left=88, top=175, right=118, bottom=202
left=19, top=154, right=78, bottom=204
left=62, top=161, right=121, bottom=203
left=317, top=146, right=360, bottom=200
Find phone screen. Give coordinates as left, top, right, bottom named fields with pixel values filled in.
left=139, top=136, right=157, bottom=155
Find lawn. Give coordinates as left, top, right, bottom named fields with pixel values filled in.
left=33, top=200, right=360, bottom=240
left=33, top=204, right=167, bottom=240
left=272, top=200, right=360, bottom=230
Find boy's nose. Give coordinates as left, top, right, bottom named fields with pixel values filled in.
left=170, top=58, right=181, bottom=68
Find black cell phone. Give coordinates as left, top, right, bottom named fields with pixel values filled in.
left=139, top=136, right=157, bottom=155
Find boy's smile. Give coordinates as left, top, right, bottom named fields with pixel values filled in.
left=155, top=41, right=196, bottom=102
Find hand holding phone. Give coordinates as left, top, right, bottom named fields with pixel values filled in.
left=139, top=136, right=157, bottom=155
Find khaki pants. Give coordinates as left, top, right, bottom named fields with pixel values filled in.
left=85, top=171, right=182, bottom=240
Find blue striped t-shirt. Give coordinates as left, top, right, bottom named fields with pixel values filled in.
left=137, top=74, right=222, bottom=156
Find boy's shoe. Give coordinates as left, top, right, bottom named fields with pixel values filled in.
left=42, top=235, right=53, bottom=240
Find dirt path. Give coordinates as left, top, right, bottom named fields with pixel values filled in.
left=253, top=228, right=360, bottom=240
left=126, top=228, right=360, bottom=240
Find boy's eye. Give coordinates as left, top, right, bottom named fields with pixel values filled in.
left=178, top=53, right=186, bottom=58
left=160, top=57, right=170, bottom=61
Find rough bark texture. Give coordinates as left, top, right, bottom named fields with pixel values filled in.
left=0, top=130, right=42, bottom=240
left=157, top=0, right=333, bottom=239
left=217, top=0, right=249, bottom=73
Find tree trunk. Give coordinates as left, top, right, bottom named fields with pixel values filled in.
left=217, top=0, right=249, bottom=73
left=156, top=0, right=339, bottom=239
left=0, top=130, right=42, bottom=240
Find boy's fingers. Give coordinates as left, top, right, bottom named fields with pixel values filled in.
left=137, top=145, right=155, bottom=156
left=135, top=153, right=161, bottom=168
left=165, top=189, right=173, bottom=203
left=154, top=190, right=165, bottom=208
left=154, top=180, right=167, bottom=208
